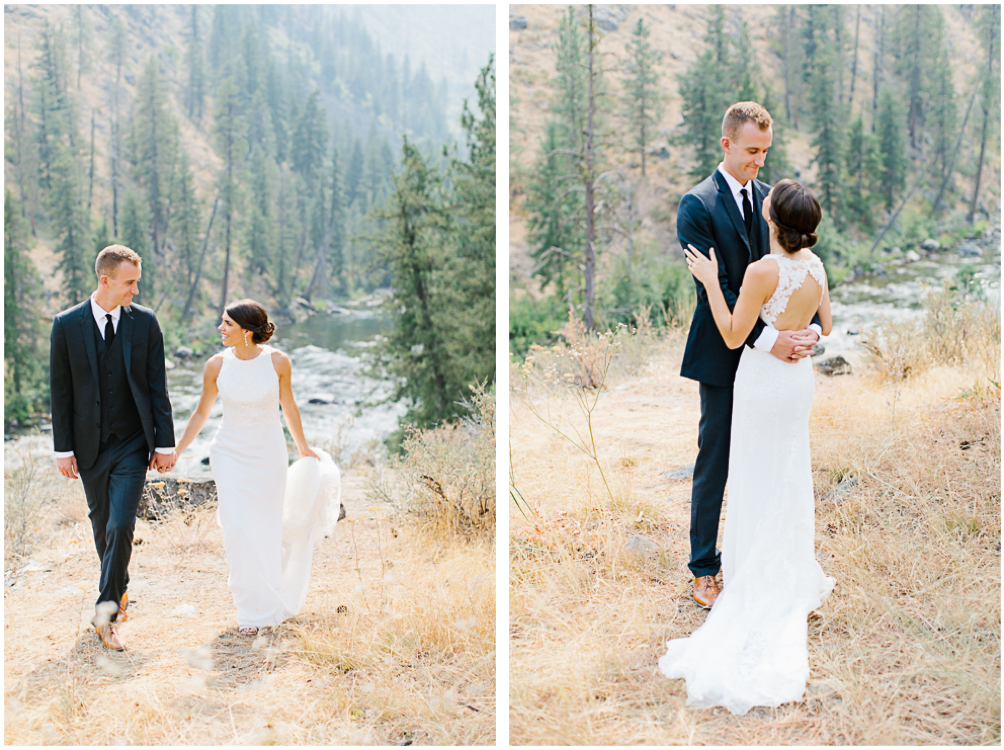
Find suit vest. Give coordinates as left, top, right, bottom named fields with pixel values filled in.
left=93, top=318, right=143, bottom=443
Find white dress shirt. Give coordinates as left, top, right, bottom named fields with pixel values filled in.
left=715, top=164, right=823, bottom=352
left=53, top=295, right=174, bottom=459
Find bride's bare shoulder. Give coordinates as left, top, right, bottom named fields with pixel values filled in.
left=269, top=347, right=291, bottom=374
left=204, top=352, right=225, bottom=378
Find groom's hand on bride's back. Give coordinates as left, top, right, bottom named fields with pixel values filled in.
left=770, top=328, right=819, bottom=363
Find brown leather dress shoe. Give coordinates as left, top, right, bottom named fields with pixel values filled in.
left=693, top=575, right=720, bottom=609
left=95, top=622, right=126, bottom=651
left=117, top=592, right=129, bottom=623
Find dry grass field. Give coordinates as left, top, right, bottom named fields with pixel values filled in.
left=4, top=458, right=495, bottom=745
left=509, top=315, right=1000, bottom=745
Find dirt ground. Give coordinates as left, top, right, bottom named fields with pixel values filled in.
left=5, top=466, right=495, bottom=745
left=509, top=333, right=1000, bottom=745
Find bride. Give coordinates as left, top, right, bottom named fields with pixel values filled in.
left=660, top=179, right=835, bottom=714
left=174, top=299, right=339, bottom=635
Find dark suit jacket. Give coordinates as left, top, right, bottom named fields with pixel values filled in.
left=50, top=300, right=175, bottom=471
left=678, top=168, right=771, bottom=388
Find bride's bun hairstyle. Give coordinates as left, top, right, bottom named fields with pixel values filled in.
left=225, top=298, right=276, bottom=344
left=768, top=179, right=822, bottom=254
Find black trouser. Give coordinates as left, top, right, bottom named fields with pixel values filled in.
left=689, top=382, right=733, bottom=578
left=78, top=429, right=148, bottom=621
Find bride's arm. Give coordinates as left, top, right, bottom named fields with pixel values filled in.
left=818, top=270, right=832, bottom=336
left=684, top=245, right=772, bottom=349
left=174, top=355, right=223, bottom=456
left=274, top=351, right=319, bottom=460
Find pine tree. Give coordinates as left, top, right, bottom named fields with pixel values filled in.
left=525, top=123, right=579, bottom=295
left=622, top=18, right=665, bottom=176
left=291, top=92, right=328, bottom=188
left=184, top=6, right=205, bottom=122
left=968, top=4, right=1001, bottom=223
left=346, top=138, right=364, bottom=207
left=803, top=6, right=844, bottom=221
left=843, top=113, right=880, bottom=230
left=371, top=138, right=453, bottom=427
left=876, top=86, right=907, bottom=210
left=131, top=56, right=178, bottom=260
left=446, top=56, right=496, bottom=390
left=4, top=190, right=46, bottom=428
left=928, top=42, right=957, bottom=203
left=891, top=5, right=940, bottom=150
left=213, top=76, right=248, bottom=310
left=553, top=6, right=588, bottom=158
left=50, top=142, right=91, bottom=307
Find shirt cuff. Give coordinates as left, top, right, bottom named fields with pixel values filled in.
left=809, top=323, right=823, bottom=338
left=53, top=450, right=75, bottom=459
left=753, top=324, right=779, bottom=352
left=154, top=447, right=175, bottom=455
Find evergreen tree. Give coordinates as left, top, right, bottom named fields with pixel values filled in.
left=929, top=42, right=957, bottom=202
left=968, top=4, right=1001, bottom=223
left=131, top=56, right=178, bottom=261
left=185, top=6, right=205, bottom=122
left=553, top=6, right=588, bottom=158
left=843, top=113, right=880, bottom=230
left=50, top=143, right=91, bottom=307
left=346, top=138, right=364, bottom=206
left=371, top=138, right=453, bottom=427
left=891, top=5, right=941, bottom=150
left=803, top=6, right=844, bottom=221
left=876, top=86, right=907, bottom=210
left=446, top=57, right=496, bottom=390
left=32, top=20, right=74, bottom=193
left=172, top=151, right=200, bottom=292
left=622, top=18, right=665, bottom=176
left=4, top=191, right=46, bottom=428
left=291, top=92, right=329, bottom=188
left=213, top=76, right=248, bottom=310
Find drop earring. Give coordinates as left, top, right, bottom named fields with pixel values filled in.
left=244, top=331, right=250, bottom=347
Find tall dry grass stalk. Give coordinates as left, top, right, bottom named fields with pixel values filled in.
left=375, top=383, right=496, bottom=542
left=509, top=318, right=999, bottom=744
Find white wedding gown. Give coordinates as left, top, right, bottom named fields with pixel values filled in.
left=659, top=254, right=836, bottom=715
left=210, top=345, right=341, bottom=629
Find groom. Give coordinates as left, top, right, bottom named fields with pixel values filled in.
left=50, top=245, right=177, bottom=650
left=677, top=102, right=820, bottom=608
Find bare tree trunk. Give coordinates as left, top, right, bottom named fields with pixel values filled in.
left=872, top=6, right=884, bottom=130
left=848, top=5, right=861, bottom=106
left=183, top=191, right=220, bottom=320
left=17, top=36, right=36, bottom=235
left=87, top=109, right=96, bottom=210
left=968, top=17, right=997, bottom=224
left=583, top=5, right=597, bottom=334
left=932, top=77, right=980, bottom=216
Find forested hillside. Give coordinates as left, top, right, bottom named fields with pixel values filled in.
left=509, top=4, right=1001, bottom=350
left=4, top=4, right=495, bottom=431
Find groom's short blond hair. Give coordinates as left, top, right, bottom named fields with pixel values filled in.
left=95, top=245, right=142, bottom=279
left=722, top=101, right=773, bottom=141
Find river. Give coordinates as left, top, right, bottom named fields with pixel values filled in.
left=822, top=236, right=1000, bottom=360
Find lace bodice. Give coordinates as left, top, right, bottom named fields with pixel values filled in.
left=759, top=254, right=826, bottom=326
left=216, top=346, right=281, bottom=433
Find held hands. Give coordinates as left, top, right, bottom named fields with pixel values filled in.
left=684, top=244, right=719, bottom=287
left=149, top=450, right=178, bottom=474
left=771, top=328, right=820, bottom=363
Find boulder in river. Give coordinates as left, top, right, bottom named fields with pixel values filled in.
left=920, top=238, right=940, bottom=251
left=958, top=242, right=983, bottom=257
left=174, top=346, right=195, bottom=360
left=905, top=250, right=921, bottom=262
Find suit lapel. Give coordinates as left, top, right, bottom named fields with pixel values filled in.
left=713, top=170, right=751, bottom=259
left=121, top=306, right=134, bottom=378
left=79, top=304, right=100, bottom=386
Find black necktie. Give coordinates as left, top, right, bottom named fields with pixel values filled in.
left=740, top=187, right=753, bottom=237
left=104, top=313, right=114, bottom=346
